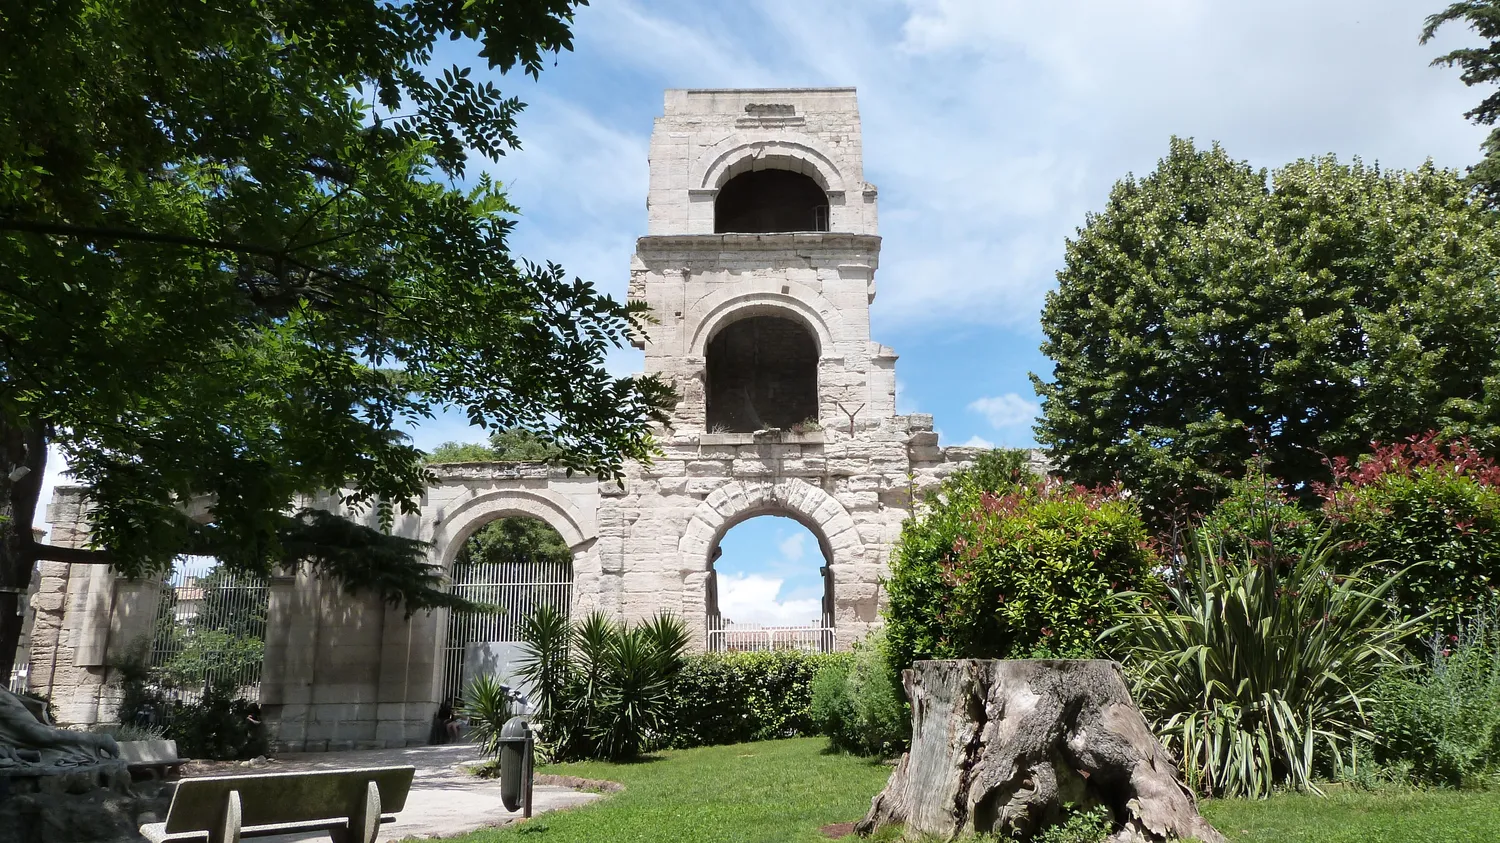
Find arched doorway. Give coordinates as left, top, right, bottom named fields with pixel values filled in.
left=715, top=169, right=830, bottom=233
left=441, top=516, right=573, bottom=705
left=707, top=514, right=834, bottom=652
left=705, top=314, right=819, bottom=432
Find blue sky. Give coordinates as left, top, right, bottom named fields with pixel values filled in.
left=32, top=1, right=1495, bottom=623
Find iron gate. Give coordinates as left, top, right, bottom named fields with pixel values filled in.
left=441, top=553, right=571, bottom=706
left=145, top=556, right=269, bottom=704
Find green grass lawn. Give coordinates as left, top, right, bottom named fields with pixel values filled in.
left=444, top=736, right=1500, bottom=843
left=1202, top=788, right=1500, bottom=843
left=448, top=737, right=891, bottom=843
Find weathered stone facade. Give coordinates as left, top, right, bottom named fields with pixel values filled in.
left=27, top=88, right=1043, bottom=748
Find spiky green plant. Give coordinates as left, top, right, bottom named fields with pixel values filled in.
left=516, top=607, right=689, bottom=761
left=461, top=672, right=513, bottom=760
left=1109, top=529, right=1421, bottom=797
left=516, top=604, right=572, bottom=721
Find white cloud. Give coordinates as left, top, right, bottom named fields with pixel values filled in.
left=968, top=393, right=1039, bottom=429
left=717, top=572, right=824, bottom=627
left=958, top=434, right=995, bottom=449
left=777, top=531, right=806, bottom=562
left=558, top=0, right=1487, bottom=332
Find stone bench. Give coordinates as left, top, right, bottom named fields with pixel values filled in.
left=139, top=765, right=415, bottom=843
left=118, top=739, right=186, bottom=781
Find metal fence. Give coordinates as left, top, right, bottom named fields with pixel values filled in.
left=706, top=615, right=836, bottom=653
left=7, top=662, right=28, bottom=695
left=143, top=556, right=269, bottom=706
left=441, top=554, right=572, bottom=706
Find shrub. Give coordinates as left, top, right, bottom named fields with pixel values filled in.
left=89, top=722, right=167, bottom=742
left=1321, top=434, right=1500, bottom=633
left=663, top=649, right=849, bottom=749
left=1198, top=462, right=1320, bottom=562
left=1111, top=528, right=1419, bottom=797
left=1370, top=604, right=1500, bottom=788
left=811, top=630, right=908, bottom=757
left=884, top=451, right=1158, bottom=669
left=516, top=606, right=690, bottom=761
left=165, top=677, right=268, bottom=760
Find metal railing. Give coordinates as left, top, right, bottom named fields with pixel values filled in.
left=706, top=615, right=836, bottom=653
left=441, top=555, right=572, bottom=706
left=7, top=662, right=29, bottom=695
left=144, top=556, right=269, bottom=705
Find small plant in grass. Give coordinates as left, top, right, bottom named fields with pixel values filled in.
left=1109, top=528, right=1420, bottom=797
left=811, top=629, right=908, bottom=757
left=1029, top=804, right=1112, bottom=843
left=515, top=605, right=690, bottom=762
left=1369, top=601, right=1500, bottom=788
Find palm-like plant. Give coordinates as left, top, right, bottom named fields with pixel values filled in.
left=1110, top=529, right=1421, bottom=797
left=515, top=607, right=689, bottom=761
left=461, top=672, right=513, bottom=760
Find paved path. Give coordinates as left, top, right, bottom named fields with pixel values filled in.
left=185, top=744, right=600, bottom=841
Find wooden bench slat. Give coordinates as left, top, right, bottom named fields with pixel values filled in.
left=160, top=766, right=415, bottom=834
left=141, top=814, right=396, bottom=843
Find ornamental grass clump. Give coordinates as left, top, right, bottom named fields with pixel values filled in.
left=1111, top=530, right=1420, bottom=798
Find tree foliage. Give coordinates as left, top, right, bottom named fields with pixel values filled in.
left=1424, top=0, right=1500, bottom=205
left=1034, top=139, right=1500, bottom=526
left=0, top=1, right=674, bottom=675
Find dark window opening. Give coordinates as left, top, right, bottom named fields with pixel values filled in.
left=714, top=169, right=830, bottom=234
left=706, top=316, right=818, bottom=432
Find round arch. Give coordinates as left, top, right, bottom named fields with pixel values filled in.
left=687, top=282, right=841, bottom=360
left=431, top=487, right=594, bottom=572
left=697, top=140, right=846, bottom=193
left=679, top=479, right=865, bottom=574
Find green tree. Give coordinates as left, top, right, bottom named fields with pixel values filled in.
left=427, top=427, right=562, bottom=464
left=1033, top=139, right=1500, bottom=526
left=1424, top=1, right=1500, bottom=205
left=0, top=1, right=673, bottom=679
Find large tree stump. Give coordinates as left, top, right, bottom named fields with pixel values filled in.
left=856, top=660, right=1224, bottom=843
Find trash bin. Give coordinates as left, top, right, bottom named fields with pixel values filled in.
left=498, top=715, right=533, bottom=815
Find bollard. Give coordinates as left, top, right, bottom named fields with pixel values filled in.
left=498, top=714, right=533, bottom=816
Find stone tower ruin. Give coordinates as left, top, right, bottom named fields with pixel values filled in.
left=24, top=88, right=1010, bottom=749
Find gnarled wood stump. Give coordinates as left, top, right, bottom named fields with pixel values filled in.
left=856, top=660, right=1224, bottom=843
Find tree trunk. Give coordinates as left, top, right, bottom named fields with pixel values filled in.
left=856, top=660, right=1225, bottom=843
left=0, top=417, right=47, bottom=683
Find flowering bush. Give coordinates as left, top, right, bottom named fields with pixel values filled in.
left=1321, top=434, right=1500, bottom=632
left=883, top=451, right=1158, bottom=669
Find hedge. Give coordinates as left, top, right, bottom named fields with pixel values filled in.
left=658, top=649, right=852, bottom=749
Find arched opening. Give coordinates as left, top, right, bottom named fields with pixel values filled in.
left=441, top=516, right=573, bottom=707
left=714, top=169, right=830, bottom=233
left=705, top=314, right=819, bottom=432
left=706, top=514, right=834, bottom=652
